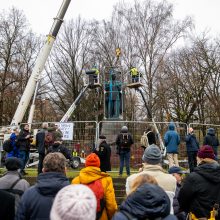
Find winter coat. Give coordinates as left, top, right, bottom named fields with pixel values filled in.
left=203, top=128, right=219, bottom=149
left=7, top=133, right=19, bottom=158
left=47, top=143, right=73, bottom=160
left=147, top=131, right=157, bottom=145
left=112, top=183, right=177, bottom=220
left=0, top=171, right=29, bottom=192
left=178, top=161, right=220, bottom=219
left=72, top=166, right=118, bottom=220
left=0, top=190, right=15, bottom=220
left=126, top=164, right=176, bottom=214
left=15, top=172, right=69, bottom=220
left=94, top=140, right=111, bottom=172
left=36, top=128, right=47, bottom=154
left=17, top=129, right=31, bottom=151
left=185, top=134, right=199, bottom=152
left=164, top=123, right=180, bottom=153
left=173, top=183, right=186, bottom=220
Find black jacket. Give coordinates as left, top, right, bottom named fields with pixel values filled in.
left=112, top=183, right=176, bottom=220
left=36, top=128, right=47, bottom=154
left=0, top=190, right=15, bottom=220
left=15, top=172, right=69, bottom=220
left=203, top=128, right=219, bottom=148
left=178, top=162, right=220, bottom=219
left=47, top=143, right=72, bottom=160
left=94, top=141, right=111, bottom=172
left=116, top=132, right=134, bottom=152
left=17, top=129, right=31, bottom=151
left=185, top=134, right=199, bottom=152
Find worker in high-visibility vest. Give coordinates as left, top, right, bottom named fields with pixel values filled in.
left=72, top=149, right=78, bottom=157
left=91, top=66, right=99, bottom=83
left=130, top=66, right=139, bottom=83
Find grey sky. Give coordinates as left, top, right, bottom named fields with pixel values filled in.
left=1, top=0, right=220, bottom=37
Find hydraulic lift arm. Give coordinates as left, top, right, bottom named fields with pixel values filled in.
left=60, top=84, right=90, bottom=122
left=136, top=88, right=166, bottom=156
left=11, top=0, right=72, bottom=125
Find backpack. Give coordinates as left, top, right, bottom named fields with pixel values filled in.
left=140, top=132, right=149, bottom=148
left=86, top=179, right=105, bottom=220
left=1, top=178, right=23, bottom=214
left=120, top=133, right=130, bottom=148
left=3, top=139, right=13, bottom=153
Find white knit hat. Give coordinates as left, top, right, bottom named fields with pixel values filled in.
left=50, top=184, right=97, bottom=220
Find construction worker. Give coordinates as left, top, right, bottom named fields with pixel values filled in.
left=91, top=66, right=99, bottom=83
left=72, top=148, right=78, bottom=157
left=130, top=66, right=140, bottom=83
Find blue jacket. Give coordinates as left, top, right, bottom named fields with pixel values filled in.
left=15, top=172, right=69, bottom=220
left=185, top=134, right=199, bottom=152
left=7, top=133, right=19, bottom=158
left=164, top=123, right=180, bottom=153
left=112, top=183, right=177, bottom=220
left=203, top=128, right=219, bottom=148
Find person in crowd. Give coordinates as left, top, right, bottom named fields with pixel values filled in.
left=17, top=124, right=32, bottom=175
left=203, top=128, right=219, bottom=158
left=168, top=166, right=186, bottom=220
left=126, top=144, right=176, bottom=214
left=0, top=157, right=30, bottom=215
left=128, top=173, right=158, bottom=195
left=116, top=126, right=134, bottom=176
left=72, top=153, right=117, bottom=220
left=7, top=126, right=19, bottom=158
left=112, top=183, right=177, bottom=220
left=47, top=136, right=73, bottom=163
left=164, top=122, right=180, bottom=168
left=36, top=122, right=48, bottom=174
left=50, top=184, right=97, bottom=220
left=94, top=135, right=111, bottom=172
left=185, top=127, right=199, bottom=172
left=15, top=152, right=69, bottom=220
left=140, top=125, right=157, bottom=150
left=0, top=190, right=15, bottom=220
left=0, top=157, right=29, bottom=191
left=178, top=145, right=220, bottom=219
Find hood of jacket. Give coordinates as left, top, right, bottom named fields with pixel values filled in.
left=168, top=123, right=175, bottom=131
left=194, top=161, right=220, bottom=183
left=76, top=166, right=110, bottom=184
left=36, top=172, right=69, bottom=196
left=207, top=128, right=215, bottom=136
left=120, top=183, right=170, bottom=219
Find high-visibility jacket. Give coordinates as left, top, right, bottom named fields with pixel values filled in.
left=130, top=67, right=138, bottom=76
left=91, top=68, right=99, bottom=75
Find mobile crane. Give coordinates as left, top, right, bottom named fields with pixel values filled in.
left=11, top=0, right=72, bottom=126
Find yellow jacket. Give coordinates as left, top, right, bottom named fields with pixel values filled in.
left=72, top=167, right=117, bottom=220
left=130, top=67, right=138, bottom=76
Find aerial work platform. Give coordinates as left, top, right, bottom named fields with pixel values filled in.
left=126, top=82, right=144, bottom=89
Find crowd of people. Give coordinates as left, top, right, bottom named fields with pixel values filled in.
left=0, top=122, right=220, bottom=220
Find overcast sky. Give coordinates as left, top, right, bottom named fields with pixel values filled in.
left=1, top=0, right=220, bottom=37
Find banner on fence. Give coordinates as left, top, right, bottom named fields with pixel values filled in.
left=58, top=123, right=74, bottom=140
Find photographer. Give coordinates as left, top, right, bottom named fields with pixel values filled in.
left=185, top=127, right=199, bottom=172
left=17, top=124, right=32, bottom=175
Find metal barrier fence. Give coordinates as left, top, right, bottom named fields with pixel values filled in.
left=98, top=121, right=188, bottom=168
left=1, top=121, right=220, bottom=169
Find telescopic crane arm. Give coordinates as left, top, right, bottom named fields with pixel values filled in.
left=60, top=85, right=90, bottom=123
left=11, top=0, right=72, bottom=126
left=136, top=88, right=166, bottom=156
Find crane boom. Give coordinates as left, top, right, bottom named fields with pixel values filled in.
left=60, top=85, right=90, bottom=122
left=11, top=0, right=72, bottom=126
left=136, top=88, right=166, bottom=156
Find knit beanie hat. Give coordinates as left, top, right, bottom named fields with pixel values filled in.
left=197, top=145, right=215, bottom=159
left=142, top=144, right=162, bottom=164
left=5, top=157, right=22, bottom=171
left=50, top=184, right=97, bottom=220
left=85, top=153, right=100, bottom=168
